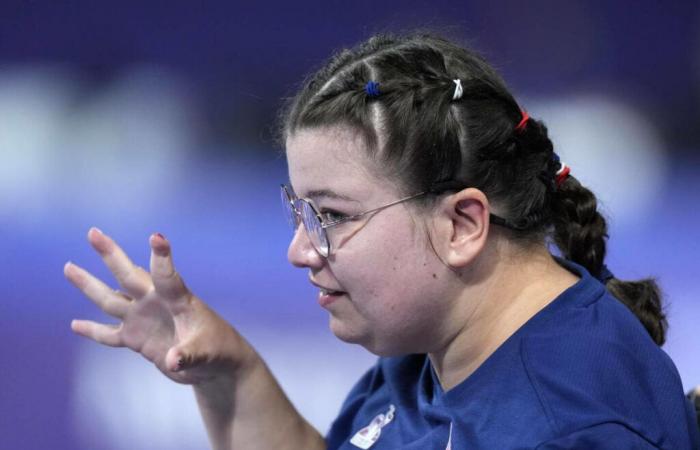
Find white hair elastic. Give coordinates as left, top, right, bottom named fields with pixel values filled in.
left=452, top=79, right=463, bottom=100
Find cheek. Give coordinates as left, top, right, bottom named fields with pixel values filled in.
left=334, top=218, right=444, bottom=323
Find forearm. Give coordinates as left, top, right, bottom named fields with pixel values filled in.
left=194, top=354, right=325, bottom=450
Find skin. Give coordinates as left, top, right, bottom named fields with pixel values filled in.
left=65, top=124, right=580, bottom=448
left=286, top=126, right=455, bottom=356
left=65, top=228, right=325, bottom=450
left=286, top=125, right=580, bottom=389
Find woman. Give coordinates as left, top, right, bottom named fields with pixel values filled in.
left=65, top=33, right=699, bottom=449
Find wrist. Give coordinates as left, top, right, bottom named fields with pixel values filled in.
left=192, top=348, right=263, bottom=421
left=192, top=332, right=260, bottom=389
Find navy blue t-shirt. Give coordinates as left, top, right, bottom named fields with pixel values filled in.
left=326, top=261, right=700, bottom=449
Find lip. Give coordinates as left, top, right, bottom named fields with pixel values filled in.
left=318, top=291, right=344, bottom=307
left=309, top=277, right=345, bottom=307
left=309, top=277, right=343, bottom=293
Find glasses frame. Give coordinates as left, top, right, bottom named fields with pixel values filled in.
left=281, top=180, right=516, bottom=258
left=281, top=184, right=430, bottom=257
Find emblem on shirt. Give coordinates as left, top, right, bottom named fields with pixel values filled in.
left=349, top=404, right=396, bottom=449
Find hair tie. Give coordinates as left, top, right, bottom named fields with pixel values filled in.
left=540, top=152, right=571, bottom=191
left=554, top=161, right=571, bottom=188
left=515, top=110, right=529, bottom=132
left=365, top=81, right=381, bottom=98
left=452, top=79, right=463, bottom=100
left=597, top=264, right=615, bottom=284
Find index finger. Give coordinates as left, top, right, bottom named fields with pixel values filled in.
left=88, top=227, right=153, bottom=298
left=149, top=232, right=188, bottom=299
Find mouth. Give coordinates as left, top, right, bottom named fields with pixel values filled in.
left=319, top=287, right=343, bottom=296
left=309, top=277, right=344, bottom=294
left=318, top=288, right=345, bottom=307
left=310, top=279, right=346, bottom=307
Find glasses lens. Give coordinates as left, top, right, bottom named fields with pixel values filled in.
left=280, top=186, right=299, bottom=230
left=299, top=201, right=330, bottom=257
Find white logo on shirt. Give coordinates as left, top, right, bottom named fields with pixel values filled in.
left=349, top=404, right=396, bottom=449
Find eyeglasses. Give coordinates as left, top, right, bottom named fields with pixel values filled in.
left=280, top=181, right=517, bottom=258
left=280, top=184, right=431, bottom=257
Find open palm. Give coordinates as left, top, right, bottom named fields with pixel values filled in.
left=65, top=228, right=247, bottom=385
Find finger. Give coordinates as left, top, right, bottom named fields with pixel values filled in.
left=149, top=233, right=188, bottom=299
left=166, top=338, right=204, bottom=373
left=88, top=227, right=153, bottom=298
left=64, top=262, right=131, bottom=318
left=71, top=319, right=123, bottom=347
left=165, top=346, right=186, bottom=372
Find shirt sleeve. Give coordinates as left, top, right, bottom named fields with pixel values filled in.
left=535, top=423, right=660, bottom=450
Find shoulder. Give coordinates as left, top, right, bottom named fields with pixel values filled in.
left=520, top=291, right=693, bottom=448
left=533, top=422, right=662, bottom=449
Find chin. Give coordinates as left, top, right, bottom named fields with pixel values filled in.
left=329, top=316, right=363, bottom=343
left=329, top=317, right=376, bottom=350
left=329, top=317, right=410, bottom=356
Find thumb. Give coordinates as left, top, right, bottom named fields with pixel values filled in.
left=166, top=341, right=198, bottom=372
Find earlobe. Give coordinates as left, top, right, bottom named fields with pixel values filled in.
left=444, top=189, right=490, bottom=268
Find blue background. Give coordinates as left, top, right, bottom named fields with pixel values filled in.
left=1, top=1, right=698, bottom=449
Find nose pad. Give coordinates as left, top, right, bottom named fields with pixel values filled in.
left=287, top=223, right=324, bottom=268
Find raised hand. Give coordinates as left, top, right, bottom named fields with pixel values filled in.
left=65, top=227, right=252, bottom=385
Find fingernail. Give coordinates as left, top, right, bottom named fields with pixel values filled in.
left=177, top=357, right=184, bottom=368
left=154, top=232, right=166, bottom=241
left=90, top=227, right=103, bottom=235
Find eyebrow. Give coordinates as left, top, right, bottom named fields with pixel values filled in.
left=304, top=189, right=359, bottom=203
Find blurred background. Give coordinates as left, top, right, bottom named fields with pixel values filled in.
left=1, top=1, right=699, bottom=449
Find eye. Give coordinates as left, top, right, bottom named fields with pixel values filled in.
left=320, top=208, right=347, bottom=224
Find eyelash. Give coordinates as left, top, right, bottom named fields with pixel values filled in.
left=319, top=208, right=347, bottom=223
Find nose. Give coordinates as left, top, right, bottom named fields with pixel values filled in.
left=287, top=223, right=324, bottom=269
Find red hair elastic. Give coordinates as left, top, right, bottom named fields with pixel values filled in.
left=555, top=163, right=571, bottom=188
left=515, top=110, right=529, bottom=132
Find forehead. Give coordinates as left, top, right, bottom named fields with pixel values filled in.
left=285, top=126, right=395, bottom=201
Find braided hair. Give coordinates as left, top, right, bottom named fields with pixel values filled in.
left=278, top=32, right=667, bottom=345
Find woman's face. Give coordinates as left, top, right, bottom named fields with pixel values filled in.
left=285, top=126, right=456, bottom=356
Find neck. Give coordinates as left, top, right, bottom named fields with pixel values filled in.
left=428, top=245, right=578, bottom=391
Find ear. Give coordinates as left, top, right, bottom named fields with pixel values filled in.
left=437, top=188, right=491, bottom=268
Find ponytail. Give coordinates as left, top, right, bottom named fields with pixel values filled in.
left=550, top=175, right=667, bottom=345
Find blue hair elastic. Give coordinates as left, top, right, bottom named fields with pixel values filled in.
left=365, top=81, right=381, bottom=98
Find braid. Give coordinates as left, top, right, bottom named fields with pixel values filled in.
left=551, top=175, right=667, bottom=345
left=280, top=31, right=669, bottom=346
left=607, top=278, right=667, bottom=345
left=510, top=119, right=668, bottom=346
left=550, top=175, right=608, bottom=271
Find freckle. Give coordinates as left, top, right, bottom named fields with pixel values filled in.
left=432, top=273, right=437, bottom=279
